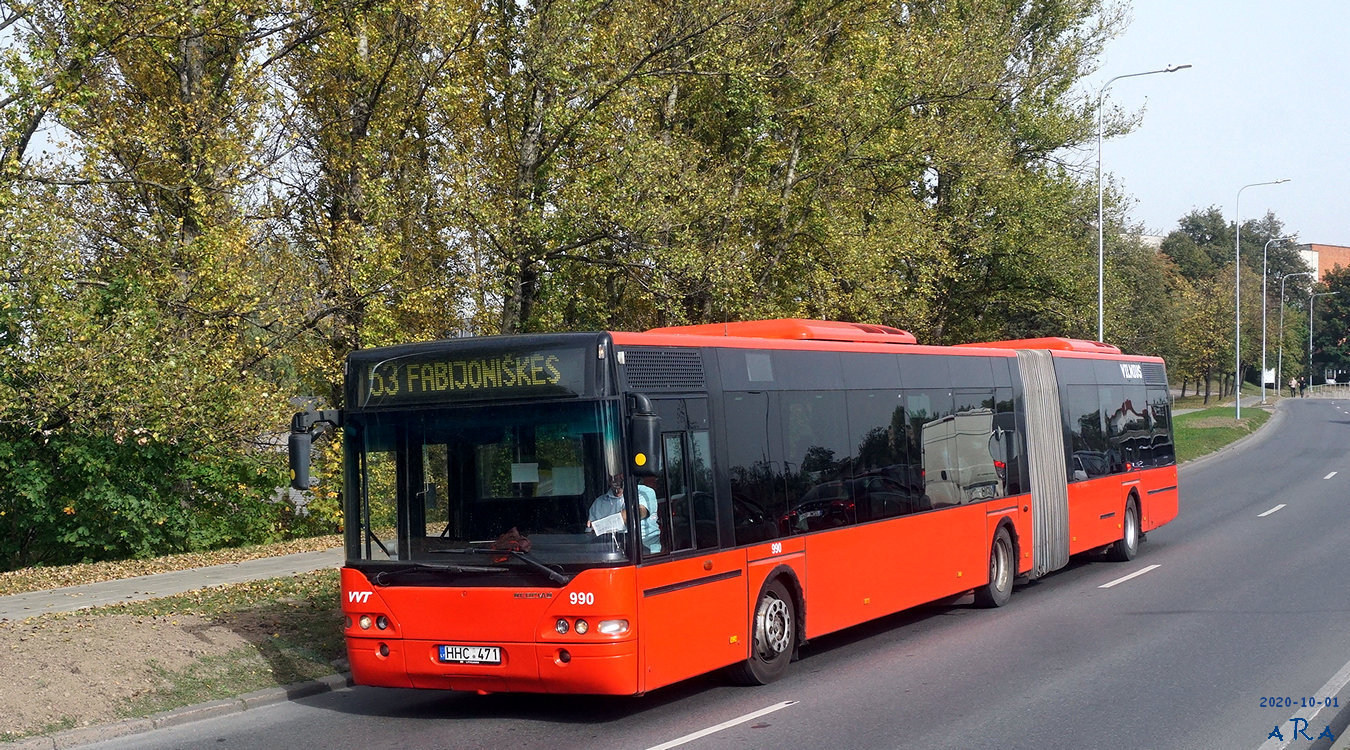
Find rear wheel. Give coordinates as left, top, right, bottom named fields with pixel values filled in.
left=973, top=527, right=1014, bottom=608
left=1107, top=497, right=1140, bottom=562
left=728, top=579, right=796, bottom=685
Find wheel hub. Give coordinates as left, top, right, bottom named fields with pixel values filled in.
left=756, top=596, right=791, bottom=656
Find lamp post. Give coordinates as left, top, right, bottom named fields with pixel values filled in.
left=1278, top=271, right=1314, bottom=394
left=1096, top=63, right=1192, bottom=342
left=1260, top=236, right=1295, bottom=403
left=1234, top=179, right=1290, bottom=419
left=1310, top=291, right=1339, bottom=390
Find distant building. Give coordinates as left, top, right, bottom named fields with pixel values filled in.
left=1297, top=243, right=1350, bottom=281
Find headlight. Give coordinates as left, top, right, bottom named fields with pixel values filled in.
left=554, top=618, right=570, bottom=634
left=597, top=619, right=629, bottom=635
left=376, top=615, right=389, bottom=630
left=359, top=615, right=373, bottom=630
left=574, top=619, right=589, bottom=635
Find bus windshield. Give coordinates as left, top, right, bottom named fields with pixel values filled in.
left=348, top=400, right=630, bottom=577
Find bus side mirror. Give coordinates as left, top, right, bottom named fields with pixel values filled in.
left=289, top=431, right=312, bottom=490
left=628, top=394, right=660, bottom=477
left=289, top=409, right=341, bottom=491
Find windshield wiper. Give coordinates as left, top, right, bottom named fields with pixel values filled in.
left=371, top=561, right=507, bottom=586
left=429, top=547, right=571, bottom=586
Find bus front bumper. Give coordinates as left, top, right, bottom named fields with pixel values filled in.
left=346, top=636, right=639, bottom=695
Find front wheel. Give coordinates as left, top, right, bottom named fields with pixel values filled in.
left=727, top=579, right=796, bottom=685
left=973, top=527, right=1014, bottom=608
left=1106, top=497, right=1140, bottom=562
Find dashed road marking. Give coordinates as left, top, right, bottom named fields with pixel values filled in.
left=645, top=701, right=799, bottom=750
left=1099, top=564, right=1161, bottom=589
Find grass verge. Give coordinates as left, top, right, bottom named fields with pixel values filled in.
left=110, top=568, right=345, bottom=718
left=1174, top=405, right=1271, bottom=464
left=0, top=568, right=345, bottom=743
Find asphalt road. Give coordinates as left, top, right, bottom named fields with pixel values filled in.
left=83, top=399, right=1350, bottom=750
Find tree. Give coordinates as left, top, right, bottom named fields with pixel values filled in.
left=276, top=0, right=481, bottom=397
left=1313, top=267, right=1350, bottom=383
left=1173, top=274, right=1233, bottom=403
left=1160, top=206, right=1232, bottom=281
left=0, top=0, right=311, bottom=567
left=1103, top=227, right=1188, bottom=364
left=0, top=0, right=1155, bottom=568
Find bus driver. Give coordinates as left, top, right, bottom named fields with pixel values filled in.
left=588, top=474, right=660, bottom=553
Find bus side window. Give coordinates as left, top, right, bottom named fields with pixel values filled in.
left=728, top=392, right=782, bottom=545
left=1065, top=384, right=1108, bottom=481
left=781, top=391, right=852, bottom=532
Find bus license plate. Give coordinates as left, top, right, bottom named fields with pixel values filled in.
left=438, top=645, right=501, bottom=664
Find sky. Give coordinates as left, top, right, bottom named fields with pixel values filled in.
left=1085, top=0, right=1350, bottom=243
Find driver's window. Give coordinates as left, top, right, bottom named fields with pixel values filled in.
left=690, top=430, right=716, bottom=549
left=662, top=434, right=694, bottom=553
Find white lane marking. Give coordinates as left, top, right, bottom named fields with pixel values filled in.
left=1255, top=657, right=1350, bottom=750
left=645, top=701, right=799, bottom=750
left=1324, top=472, right=1338, bottom=480
left=1098, top=564, right=1161, bottom=589
left=1258, top=504, right=1287, bottom=517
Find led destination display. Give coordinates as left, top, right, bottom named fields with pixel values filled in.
left=356, top=346, right=588, bottom=407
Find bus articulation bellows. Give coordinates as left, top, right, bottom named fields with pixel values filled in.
left=288, top=319, right=1178, bottom=695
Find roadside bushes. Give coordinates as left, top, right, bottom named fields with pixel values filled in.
left=0, top=426, right=326, bottom=572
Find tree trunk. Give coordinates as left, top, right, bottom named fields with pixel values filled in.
left=500, top=83, right=547, bottom=334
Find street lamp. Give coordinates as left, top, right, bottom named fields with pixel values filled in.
left=1310, top=291, right=1339, bottom=391
left=1096, top=63, right=1192, bottom=342
left=1234, top=179, right=1290, bottom=419
left=1278, top=271, right=1314, bottom=394
left=1261, top=236, right=1295, bottom=403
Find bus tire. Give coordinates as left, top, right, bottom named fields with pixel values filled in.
left=1107, top=497, right=1140, bottom=562
left=973, top=527, right=1014, bottom=608
left=728, top=578, right=796, bottom=685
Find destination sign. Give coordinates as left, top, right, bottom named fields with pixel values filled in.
left=356, top=346, right=588, bottom=407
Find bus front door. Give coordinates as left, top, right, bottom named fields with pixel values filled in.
left=637, top=401, right=747, bottom=691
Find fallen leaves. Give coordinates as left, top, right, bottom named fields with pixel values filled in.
left=0, top=535, right=341, bottom=597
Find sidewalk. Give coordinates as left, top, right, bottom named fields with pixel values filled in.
left=0, top=547, right=343, bottom=623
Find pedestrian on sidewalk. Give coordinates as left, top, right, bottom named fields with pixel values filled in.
left=1299, top=376, right=1307, bottom=397
left=1289, top=377, right=1297, bottom=398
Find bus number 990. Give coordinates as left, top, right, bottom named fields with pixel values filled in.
left=569, top=592, right=594, bottom=606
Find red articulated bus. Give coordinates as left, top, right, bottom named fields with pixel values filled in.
left=288, top=319, right=1178, bottom=695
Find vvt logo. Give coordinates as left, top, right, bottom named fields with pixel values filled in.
left=348, top=590, right=373, bottom=604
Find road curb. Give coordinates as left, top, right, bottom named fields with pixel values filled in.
left=2, top=672, right=354, bottom=749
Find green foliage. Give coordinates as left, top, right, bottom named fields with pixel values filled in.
left=0, top=425, right=294, bottom=568
left=4, top=0, right=1223, bottom=570
left=1157, top=207, right=1318, bottom=391
left=1313, top=266, right=1350, bottom=380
